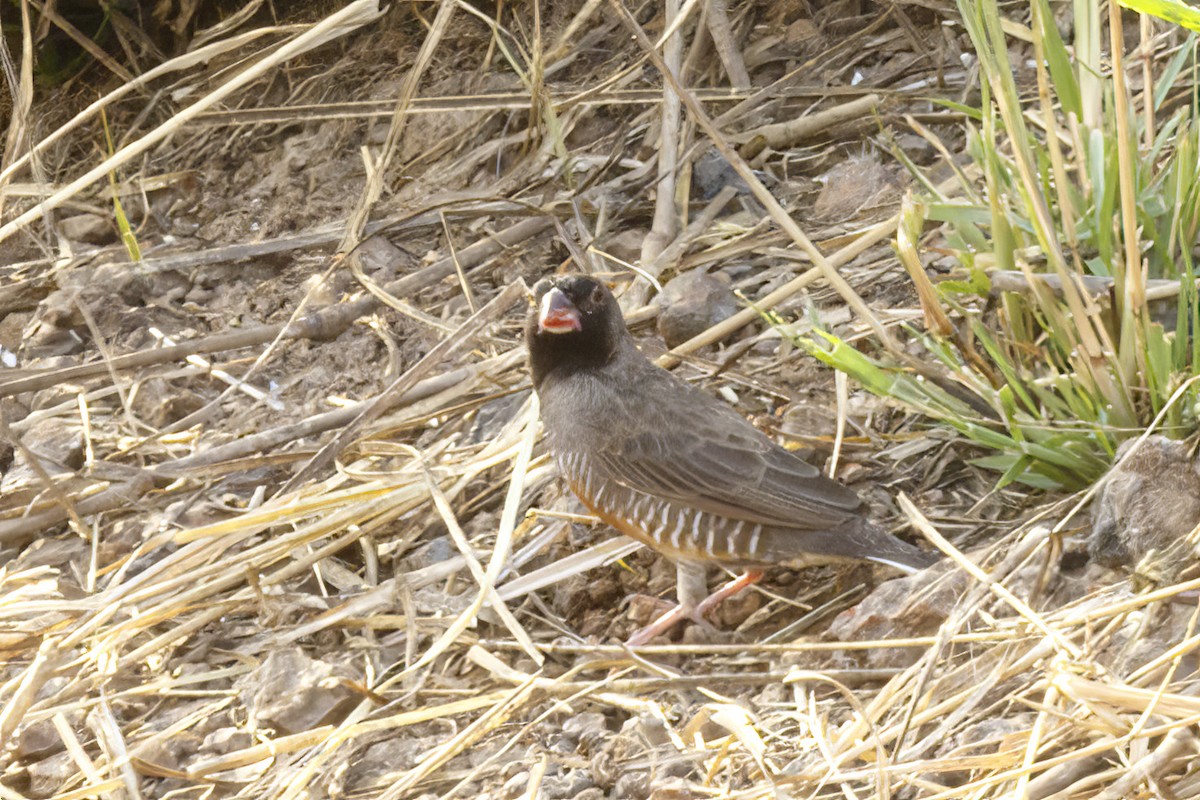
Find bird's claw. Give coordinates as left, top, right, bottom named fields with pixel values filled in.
left=624, top=598, right=716, bottom=645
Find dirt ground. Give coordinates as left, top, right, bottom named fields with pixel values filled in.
left=2, top=1, right=1197, bottom=798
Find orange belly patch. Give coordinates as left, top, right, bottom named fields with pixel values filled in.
left=565, top=477, right=746, bottom=564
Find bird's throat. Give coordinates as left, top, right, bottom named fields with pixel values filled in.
left=527, top=329, right=618, bottom=391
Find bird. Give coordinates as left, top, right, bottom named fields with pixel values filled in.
left=525, top=273, right=937, bottom=643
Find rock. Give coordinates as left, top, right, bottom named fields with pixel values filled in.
left=131, top=376, right=206, bottom=428
left=930, top=714, right=1035, bottom=787
left=785, top=17, right=821, bottom=46
left=15, top=718, right=63, bottom=760
left=559, top=712, right=611, bottom=756
left=467, top=393, right=527, bottom=445
left=624, top=593, right=675, bottom=633
left=330, top=736, right=444, bottom=795
left=200, top=727, right=253, bottom=755
left=11, top=537, right=89, bottom=573
left=611, top=771, right=653, bottom=800
left=34, top=286, right=85, bottom=328
left=161, top=496, right=227, bottom=531
left=693, top=148, right=752, bottom=199
left=703, top=579, right=762, bottom=632
left=591, top=713, right=688, bottom=796
left=813, top=153, right=904, bottom=221
left=0, top=416, right=84, bottom=497
left=829, top=562, right=966, bottom=668
left=552, top=569, right=623, bottom=638
left=601, top=229, right=648, bottom=265
left=356, top=235, right=406, bottom=280
left=1089, top=435, right=1200, bottom=574
left=539, top=768, right=597, bottom=799
left=953, top=716, right=1034, bottom=750
left=21, top=320, right=84, bottom=359
left=400, top=535, right=455, bottom=573
left=0, top=310, right=30, bottom=356
left=654, top=271, right=739, bottom=348
left=58, top=213, right=115, bottom=245
left=895, top=133, right=937, bottom=165
left=26, top=751, right=75, bottom=798
left=1093, top=588, right=1200, bottom=678
left=60, top=263, right=147, bottom=307
left=132, top=730, right=204, bottom=772
left=239, top=648, right=358, bottom=735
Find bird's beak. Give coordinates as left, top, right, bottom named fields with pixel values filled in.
left=538, top=287, right=582, bottom=334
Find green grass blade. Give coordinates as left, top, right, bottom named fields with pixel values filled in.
left=1118, top=0, right=1200, bottom=34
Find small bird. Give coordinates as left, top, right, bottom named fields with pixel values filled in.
left=526, top=274, right=936, bottom=643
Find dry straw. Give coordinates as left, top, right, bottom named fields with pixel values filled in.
left=2, top=1, right=1199, bottom=798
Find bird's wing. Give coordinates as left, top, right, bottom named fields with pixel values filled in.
left=588, top=370, right=863, bottom=529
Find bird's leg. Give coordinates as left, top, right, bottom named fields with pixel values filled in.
left=626, top=563, right=708, bottom=646
left=693, top=569, right=764, bottom=621
left=677, top=561, right=710, bottom=611
left=625, top=567, right=764, bottom=645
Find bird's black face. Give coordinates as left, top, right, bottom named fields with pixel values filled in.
left=526, top=274, right=627, bottom=390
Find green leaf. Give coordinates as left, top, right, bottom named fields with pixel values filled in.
left=927, top=97, right=985, bottom=120
left=1144, top=322, right=1175, bottom=413
left=1154, top=35, right=1197, bottom=112
left=925, top=203, right=992, bottom=226
left=969, top=454, right=1068, bottom=489
left=1118, top=0, right=1200, bottom=34
left=1031, top=0, right=1081, bottom=118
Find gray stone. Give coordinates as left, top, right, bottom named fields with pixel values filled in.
left=560, top=711, right=610, bottom=755
left=0, top=416, right=84, bottom=496
left=200, top=727, right=253, bottom=755
left=654, top=271, right=738, bottom=348
left=58, top=213, right=115, bottom=245
left=601, top=229, right=648, bottom=265
left=15, top=718, right=63, bottom=760
left=829, top=562, right=965, bottom=668
left=239, top=648, right=358, bottom=735
left=132, top=730, right=204, bottom=772
left=331, top=736, right=445, bottom=795
left=1090, top=435, right=1200, bottom=573
left=27, top=751, right=75, bottom=798
left=611, top=771, right=652, bottom=800
left=540, top=768, right=597, bottom=799
left=693, top=148, right=752, bottom=199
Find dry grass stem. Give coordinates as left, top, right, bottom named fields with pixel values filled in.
left=2, top=2, right=1196, bottom=798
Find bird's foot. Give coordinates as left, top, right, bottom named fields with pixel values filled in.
left=624, top=593, right=678, bottom=621
left=693, top=569, right=763, bottom=621
left=626, top=601, right=708, bottom=646
left=625, top=570, right=764, bottom=645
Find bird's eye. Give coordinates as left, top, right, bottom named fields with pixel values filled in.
left=590, top=285, right=604, bottom=304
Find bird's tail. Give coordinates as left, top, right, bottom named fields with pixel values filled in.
left=759, top=516, right=938, bottom=574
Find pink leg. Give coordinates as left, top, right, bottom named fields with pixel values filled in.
left=626, top=568, right=764, bottom=646
left=625, top=563, right=706, bottom=646
left=626, top=603, right=692, bottom=646
left=693, top=569, right=763, bottom=619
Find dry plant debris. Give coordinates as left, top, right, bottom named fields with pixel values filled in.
left=0, top=1, right=1198, bottom=798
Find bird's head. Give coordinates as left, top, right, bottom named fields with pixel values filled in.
left=526, top=274, right=627, bottom=390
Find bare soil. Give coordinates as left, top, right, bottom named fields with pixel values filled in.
left=2, top=2, right=1192, bottom=799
